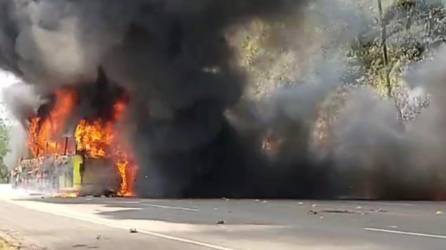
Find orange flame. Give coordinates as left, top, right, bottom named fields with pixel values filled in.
left=28, top=89, right=77, bottom=157
left=74, top=99, right=136, bottom=196
left=75, top=120, right=113, bottom=159
left=27, top=88, right=137, bottom=196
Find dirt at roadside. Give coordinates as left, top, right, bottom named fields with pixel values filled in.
left=0, top=237, right=15, bottom=250
left=0, top=231, right=42, bottom=250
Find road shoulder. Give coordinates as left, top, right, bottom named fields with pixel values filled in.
left=0, top=230, right=38, bottom=250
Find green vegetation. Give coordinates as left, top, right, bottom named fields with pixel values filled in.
left=0, top=119, right=9, bottom=183
left=235, top=0, right=445, bottom=117
left=0, top=238, right=14, bottom=250
left=227, top=0, right=446, bottom=155
left=351, top=0, right=446, bottom=90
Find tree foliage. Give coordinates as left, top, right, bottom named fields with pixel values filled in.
left=0, top=119, right=9, bottom=183
left=348, top=0, right=444, bottom=119
left=230, top=0, right=446, bottom=151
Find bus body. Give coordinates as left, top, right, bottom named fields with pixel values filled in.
left=12, top=154, right=120, bottom=196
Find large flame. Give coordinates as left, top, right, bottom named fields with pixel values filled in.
left=74, top=100, right=137, bottom=196
left=75, top=120, right=113, bottom=159
left=27, top=88, right=137, bottom=196
left=28, top=89, right=77, bottom=157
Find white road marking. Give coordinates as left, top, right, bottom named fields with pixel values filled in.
left=144, top=203, right=199, bottom=212
left=364, top=228, right=446, bottom=240
left=137, top=229, right=234, bottom=250
left=1, top=198, right=234, bottom=250
left=97, top=199, right=199, bottom=211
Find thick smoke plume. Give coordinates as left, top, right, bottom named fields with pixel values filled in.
left=2, top=0, right=446, bottom=199
left=0, top=0, right=313, bottom=198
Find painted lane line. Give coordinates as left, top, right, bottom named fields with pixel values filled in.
left=364, top=228, right=446, bottom=240
left=144, top=204, right=199, bottom=212
left=137, top=229, right=234, bottom=250
left=90, top=199, right=199, bottom=211
left=2, top=199, right=234, bottom=250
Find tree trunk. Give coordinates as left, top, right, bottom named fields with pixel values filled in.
left=377, top=0, right=391, bottom=97
left=378, top=0, right=405, bottom=128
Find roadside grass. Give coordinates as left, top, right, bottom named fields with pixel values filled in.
left=0, top=238, right=14, bottom=250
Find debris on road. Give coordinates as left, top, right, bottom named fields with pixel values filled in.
left=369, top=208, right=387, bottom=213
left=320, top=209, right=359, bottom=215
left=217, top=220, right=225, bottom=225
left=436, top=210, right=444, bottom=215
left=72, top=244, right=88, bottom=248
left=308, top=208, right=368, bottom=216
left=308, top=210, right=318, bottom=215
left=129, top=228, right=138, bottom=234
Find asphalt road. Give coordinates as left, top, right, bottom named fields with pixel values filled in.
left=0, top=185, right=446, bottom=250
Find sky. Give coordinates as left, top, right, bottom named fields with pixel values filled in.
left=0, top=69, right=20, bottom=123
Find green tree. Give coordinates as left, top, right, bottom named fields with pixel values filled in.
left=0, top=119, right=9, bottom=183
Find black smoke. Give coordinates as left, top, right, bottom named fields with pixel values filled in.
left=4, top=0, right=446, bottom=199
left=0, top=0, right=325, bottom=198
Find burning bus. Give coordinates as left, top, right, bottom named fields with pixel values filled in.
left=12, top=146, right=124, bottom=197
left=11, top=70, right=137, bottom=197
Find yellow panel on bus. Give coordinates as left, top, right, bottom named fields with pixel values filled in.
left=73, top=155, right=83, bottom=188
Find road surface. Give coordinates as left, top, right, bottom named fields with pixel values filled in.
left=0, top=185, right=446, bottom=250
